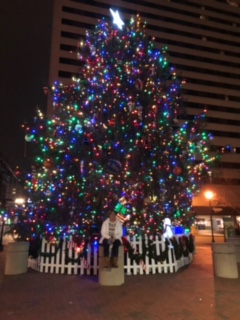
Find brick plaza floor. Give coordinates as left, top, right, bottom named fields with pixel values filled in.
left=0, top=245, right=240, bottom=320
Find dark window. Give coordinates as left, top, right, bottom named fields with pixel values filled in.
left=59, top=57, right=84, bottom=67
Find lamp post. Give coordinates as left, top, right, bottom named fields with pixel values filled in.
left=0, top=216, right=5, bottom=251
left=205, top=191, right=215, bottom=243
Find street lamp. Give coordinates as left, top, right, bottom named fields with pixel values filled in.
left=204, top=191, right=215, bottom=243
left=15, top=198, right=25, bottom=206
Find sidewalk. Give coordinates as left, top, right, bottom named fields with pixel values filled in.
left=0, top=245, right=240, bottom=320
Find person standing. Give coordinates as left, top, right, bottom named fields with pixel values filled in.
left=99, top=211, right=123, bottom=268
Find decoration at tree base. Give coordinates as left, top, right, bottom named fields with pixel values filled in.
left=39, top=238, right=64, bottom=258
left=163, top=217, right=173, bottom=240
left=122, top=234, right=194, bottom=266
left=171, top=234, right=194, bottom=260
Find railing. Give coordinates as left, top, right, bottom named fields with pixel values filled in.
left=28, top=234, right=194, bottom=275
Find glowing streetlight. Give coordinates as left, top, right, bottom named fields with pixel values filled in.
left=14, top=198, right=25, bottom=207
left=204, top=191, right=215, bottom=242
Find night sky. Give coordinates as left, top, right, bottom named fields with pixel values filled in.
left=0, top=0, right=53, bottom=170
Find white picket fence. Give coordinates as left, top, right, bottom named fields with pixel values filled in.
left=28, top=234, right=194, bottom=275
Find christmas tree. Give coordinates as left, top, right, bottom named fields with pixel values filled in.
left=22, top=10, right=216, bottom=241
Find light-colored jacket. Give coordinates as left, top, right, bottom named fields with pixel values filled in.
left=99, top=218, right=123, bottom=244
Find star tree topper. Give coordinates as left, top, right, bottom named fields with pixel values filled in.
left=110, top=9, right=124, bottom=30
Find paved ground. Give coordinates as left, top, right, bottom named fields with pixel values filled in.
left=0, top=244, right=240, bottom=320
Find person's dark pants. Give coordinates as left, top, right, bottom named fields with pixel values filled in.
left=102, top=238, right=121, bottom=257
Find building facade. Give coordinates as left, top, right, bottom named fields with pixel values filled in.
left=47, top=0, right=240, bottom=227
left=0, top=155, right=20, bottom=208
